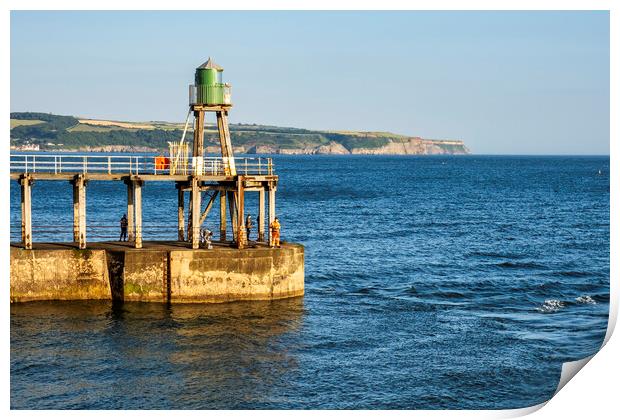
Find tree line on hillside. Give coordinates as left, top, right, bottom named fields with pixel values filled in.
left=11, top=112, right=78, bottom=131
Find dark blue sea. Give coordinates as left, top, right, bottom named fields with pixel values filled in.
left=10, top=155, right=610, bottom=409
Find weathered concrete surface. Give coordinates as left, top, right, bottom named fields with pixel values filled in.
left=10, top=248, right=111, bottom=302
left=123, top=250, right=168, bottom=302
left=10, top=242, right=304, bottom=303
left=169, top=246, right=305, bottom=303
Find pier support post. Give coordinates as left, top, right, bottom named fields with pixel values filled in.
left=268, top=185, right=276, bottom=245
left=72, top=181, right=79, bottom=242
left=216, top=111, right=236, bottom=175
left=227, top=191, right=237, bottom=241
left=19, top=175, right=33, bottom=250
left=177, top=185, right=185, bottom=241
left=258, top=187, right=265, bottom=242
left=191, top=176, right=201, bottom=249
left=219, top=190, right=227, bottom=241
left=126, top=180, right=135, bottom=241
left=71, top=175, right=87, bottom=249
left=193, top=111, right=205, bottom=159
left=236, top=177, right=245, bottom=249
left=79, top=177, right=86, bottom=249
left=133, top=179, right=143, bottom=249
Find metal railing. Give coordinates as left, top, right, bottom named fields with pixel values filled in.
left=10, top=154, right=274, bottom=176
left=189, top=84, right=232, bottom=105
left=9, top=223, right=241, bottom=242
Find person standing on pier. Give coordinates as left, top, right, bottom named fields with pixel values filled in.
left=245, top=214, right=254, bottom=242
left=200, top=228, right=213, bottom=249
left=119, top=214, right=128, bottom=242
left=270, top=217, right=281, bottom=248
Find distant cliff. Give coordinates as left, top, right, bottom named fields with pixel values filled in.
left=10, top=112, right=470, bottom=155
left=349, top=138, right=469, bottom=155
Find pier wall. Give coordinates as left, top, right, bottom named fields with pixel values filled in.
left=10, top=248, right=111, bottom=301
left=10, top=244, right=304, bottom=303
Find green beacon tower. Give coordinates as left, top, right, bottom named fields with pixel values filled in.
left=194, top=57, right=230, bottom=105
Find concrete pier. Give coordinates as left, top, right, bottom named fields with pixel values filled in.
left=9, top=61, right=299, bottom=306
left=10, top=241, right=304, bottom=304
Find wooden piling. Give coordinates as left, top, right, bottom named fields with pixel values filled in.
left=219, top=190, right=227, bottom=241
left=78, top=176, right=86, bottom=249
left=191, top=176, right=201, bottom=249
left=20, top=175, right=32, bottom=250
left=193, top=111, right=205, bottom=158
left=216, top=111, right=236, bottom=175
left=177, top=185, right=185, bottom=241
left=268, top=185, right=276, bottom=245
left=72, top=181, right=79, bottom=242
left=133, top=179, right=143, bottom=249
left=236, top=176, right=245, bottom=249
left=227, top=190, right=237, bottom=241
left=126, top=180, right=135, bottom=241
left=258, top=187, right=265, bottom=242
left=71, top=175, right=87, bottom=249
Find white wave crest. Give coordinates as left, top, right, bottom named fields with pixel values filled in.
left=538, top=299, right=565, bottom=313
left=575, top=295, right=597, bottom=305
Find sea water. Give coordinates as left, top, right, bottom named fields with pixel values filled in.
left=10, top=155, right=610, bottom=409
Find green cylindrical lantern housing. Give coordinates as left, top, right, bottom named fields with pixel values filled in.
left=194, top=58, right=225, bottom=105
left=195, top=68, right=219, bottom=86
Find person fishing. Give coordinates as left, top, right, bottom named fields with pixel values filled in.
left=200, top=228, right=213, bottom=249
left=119, top=214, right=128, bottom=241
left=245, top=213, right=254, bottom=242
left=269, top=217, right=281, bottom=248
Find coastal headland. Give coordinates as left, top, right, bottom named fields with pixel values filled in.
left=10, top=112, right=470, bottom=155
left=10, top=241, right=305, bottom=304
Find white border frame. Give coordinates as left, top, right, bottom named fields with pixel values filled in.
left=2, top=2, right=616, bottom=418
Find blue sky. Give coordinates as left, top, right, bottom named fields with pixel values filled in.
left=10, top=11, right=609, bottom=154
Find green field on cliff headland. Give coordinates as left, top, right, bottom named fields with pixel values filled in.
left=9, top=112, right=470, bottom=155
left=10, top=118, right=45, bottom=129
